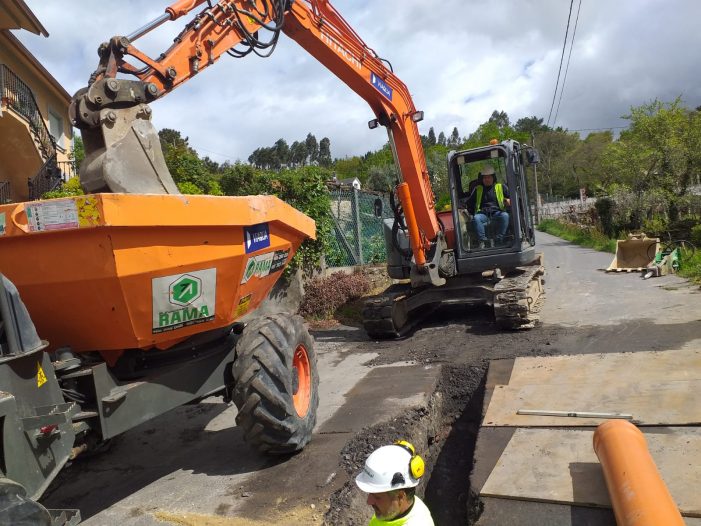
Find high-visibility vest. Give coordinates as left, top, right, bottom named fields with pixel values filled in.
left=368, top=497, right=434, bottom=525
left=475, top=183, right=505, bottom=212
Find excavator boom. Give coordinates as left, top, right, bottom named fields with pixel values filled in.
left=70, top=0, right=444, bottom=284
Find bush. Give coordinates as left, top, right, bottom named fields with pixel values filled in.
left=594, top=197, right=615, bottom=237
left=41, top=176, right=84, bottom=199
left=691, top=224, right=701, bottom=247
left=299, top=271, right=371, bottom=319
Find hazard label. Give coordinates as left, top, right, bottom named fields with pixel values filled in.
left=37, top=362, right=47, bottom=387
left=235, top=294, right=253, bottom=317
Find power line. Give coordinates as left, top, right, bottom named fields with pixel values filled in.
left=546, top=0, right=575, bottom=128
left=567, top=126, right=627, bottom=132
left=190, top=144, right=236, bottom=160
left=552, top=0, right=582, bottom=127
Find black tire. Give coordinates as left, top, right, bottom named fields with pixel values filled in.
left=232, top=314, right=318, bottom=455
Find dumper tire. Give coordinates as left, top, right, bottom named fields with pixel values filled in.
left=232, top=314, right=318, bottom=455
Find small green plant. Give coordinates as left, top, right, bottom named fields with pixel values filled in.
left=41, top=177, right=84, bottom=199
left=177, top=181, right=204, bottom=195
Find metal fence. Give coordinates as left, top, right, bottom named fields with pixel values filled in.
left=326, top=187, right=393, bottom=267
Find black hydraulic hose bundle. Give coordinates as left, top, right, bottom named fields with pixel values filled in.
left=390, top=187, right=413, bottom=259
left=226, top=0, right=287, bottom=58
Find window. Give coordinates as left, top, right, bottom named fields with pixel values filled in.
left=48, top=109, right=64, bottom=149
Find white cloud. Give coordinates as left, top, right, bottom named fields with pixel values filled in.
left=14, top=0, right=701, bottom=162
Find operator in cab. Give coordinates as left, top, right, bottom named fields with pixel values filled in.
left=466, top=165, right=511, bottom=248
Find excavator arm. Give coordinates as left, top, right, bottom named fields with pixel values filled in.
left=70, top=0, right=445, bottom=284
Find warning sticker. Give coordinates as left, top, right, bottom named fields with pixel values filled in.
left=0, top=213, right=5, bottom=236
left=152, top=268, right=216, bottom=334
left=37, top=362, right=47, bottom=387
left=235, top=294, right=253, bottom=317
left=26, top=200, right=79, bottom=232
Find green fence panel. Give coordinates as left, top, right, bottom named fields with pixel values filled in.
left=326, top=187, right=392, bottom=267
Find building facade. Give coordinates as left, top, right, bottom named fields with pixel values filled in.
left=0, top=0, right=73, bottom=202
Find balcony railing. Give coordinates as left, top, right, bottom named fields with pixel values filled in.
left=0, top=64, right=56, bottom=161
left=28, top=157, right=62, bottom=200
left=0, top=181, right=10, bottom=205
left=56, top=160, right=77, bottom=181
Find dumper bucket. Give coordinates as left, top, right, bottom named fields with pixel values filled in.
left=0, top=194, right=315, bottom=364
left=606, top=234, right=659, bottom=272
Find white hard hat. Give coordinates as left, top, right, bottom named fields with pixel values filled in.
left=481, top=165, right=496, bottom=176
left=355, top=444, right=421, bottom=493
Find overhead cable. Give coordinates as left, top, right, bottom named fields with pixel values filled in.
left=546, top=0, right=575, bottom=128
left=552, top=0, right=583, bottom=127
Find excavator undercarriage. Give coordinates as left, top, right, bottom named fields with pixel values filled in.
left=363, top=255, right=545, bottom=338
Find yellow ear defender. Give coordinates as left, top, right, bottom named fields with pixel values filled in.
left=394, top=440, right=425, bottom=480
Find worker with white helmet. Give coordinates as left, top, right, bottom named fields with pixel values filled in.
left=355, top=441, right=435, bottom=525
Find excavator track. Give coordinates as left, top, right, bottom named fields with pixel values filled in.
left=362, top=284, right=413, bottom=339
left=362, top=255, right=545, bottom=338
left=493, top=259, right=545, bottom=329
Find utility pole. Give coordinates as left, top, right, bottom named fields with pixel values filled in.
left=531, top=132, right=540, bottom=224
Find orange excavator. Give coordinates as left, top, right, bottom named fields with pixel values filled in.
left=68, top=0, right=544, bottom=335
left=0, top=1, right=543, bottom=523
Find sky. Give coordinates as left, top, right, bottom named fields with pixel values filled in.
left=14, top=0, right=701, bottom=164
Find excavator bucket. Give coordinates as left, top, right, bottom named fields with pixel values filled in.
left=0, top=194, right=315, bottom=364
left=606, top=234, right=659, bottom=272
left=78, top=105, right=180, bottom=194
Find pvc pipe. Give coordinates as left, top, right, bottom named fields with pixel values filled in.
left=593, top=420, right=684, bottom=526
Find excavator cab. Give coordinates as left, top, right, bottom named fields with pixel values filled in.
left=444, top=140, right=538, bottom=274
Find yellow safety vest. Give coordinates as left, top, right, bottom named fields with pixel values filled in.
left=368, top=497, right=434, bottom=526
left=475, top=183, right=505, bottom=212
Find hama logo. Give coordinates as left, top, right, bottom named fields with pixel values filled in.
left=152, top=268, right=216, bottom=334
left=169, top=275, right=202, bottom=306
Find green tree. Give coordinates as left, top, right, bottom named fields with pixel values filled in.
left=489, top=110, right=510, bottom=129
left=535, top=129, right=580, bottom=197
left=600, top=98, right=701, bottom=223
left=514, top=116, right=550, bottom=137
left=159, top=128, right=191, bottom=152
left=274, top=138, right=290, bottom=167
left=437, top=131, right=447, bottom=146
left=319, top=137, right=332, bottom=167
left=305, top=133, right=319, bottom=165
left=448, top=127, right=461, bottom=147
left=427, top=127, right=437, bottom=146
left=71, top=135, right=85, bottom=170
left=366, top=165, right=396, bottom=192
left=290, top=140, right=307, bottom=167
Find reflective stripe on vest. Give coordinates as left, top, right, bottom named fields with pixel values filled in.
left=475, top=183, right=505, bottom=212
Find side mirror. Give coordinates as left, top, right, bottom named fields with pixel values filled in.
left=526, top=148, right=541, bottom=165
left=373, top=198, right=384, bottom=218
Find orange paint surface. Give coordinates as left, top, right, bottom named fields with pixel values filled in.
left=0, top=194, right=314, bottom=363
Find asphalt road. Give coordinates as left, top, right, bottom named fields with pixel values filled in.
left=42, top=231, right=701, bottom=525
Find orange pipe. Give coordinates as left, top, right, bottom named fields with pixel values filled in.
left=593, top=420, right=684, bottom=526
left=397, top=182, right=426, bottom=267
